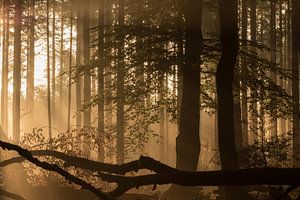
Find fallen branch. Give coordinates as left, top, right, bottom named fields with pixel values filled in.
left=98, top=167, right=300, bottom=197
left=0, top=150, right=177, bottom=175
left=2, top=140, right=300, bottom=199
left=0, top=140, right=112, bottom=200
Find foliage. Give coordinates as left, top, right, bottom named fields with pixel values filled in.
left=238, top=133, right=293, bottom=168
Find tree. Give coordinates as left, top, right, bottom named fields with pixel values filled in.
left=292, top=0, right=300, bottom=166
left=270, top=0, right=277, bottom=137
left=176, top=0, right=202, bottom=172
left=26, top=0, right=36, bottom=127
left=216, top=0, right=239, bottom=199
left=12, top=0, right=22, bottom=144
left=97, top=0, right=105, bottom=162
left=47, top=0, right=52, bottom=138
left=52, top=0, right=57, bottom=127
left=1, top=0, right=9, bottom=133
left=116, top=0, right=125, bottom=164
left=83, top=0, right=91, bottom=157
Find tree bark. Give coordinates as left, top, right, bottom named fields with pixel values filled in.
left=76, top=0, right=83, bottom=138
left=83, top=0, right=91, bottom=157
left=47, top=0, right=52, bottom=138
left=270, top=0, right=278, bottom=138
left=116, top=0, right=125, bottom=164
left=26, top=0, right=35, bottom=129
left=13, top=0, right=22, bottom=144
left=176, top=0, right=202, bottom=172
left=1, top=0, right=9, bottom=133
left=241, top=0, right=249, bottom=146
left=98, top=0, right=105, bottom=162
left=52, top=0, right=56, bottom=128
left=292, top=0, right=300, bottom=166
left=216, top=0, right=239, bottom=199
left=67, top=0, right=74, bottom=130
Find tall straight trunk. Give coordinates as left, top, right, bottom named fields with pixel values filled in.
left=292, top=0, right=300, bottom=166
left=76, top=0, right=83, bottom=136
left=241, top=0, right=249, bottom=146
left=279, top=0, right=286, bottom=134
left=67, top=0, right=73, bottom=130
left=97, top=0, right=105, bottom=162
left=47, top=0, right=52, bottom=138
left=116, top=0, right=125, bottom=164
left=1, top=0, right=9, bottom=133
left=217, top=0, right=239, bottom=198
left=59, top=0, right=64, bottom=102
left=104, top=0, right=113, bottom=162
left=236, top=0, right=248, bottom=149
left=52, top=0, right=56, bottom=127
left=159, top=75, right=166, bottom=162
left=176, top=0, right=202, bottom=171
left=287, top=0, right=292, bottom=132
left=270, top=0, right=277, bottom=138
left=250, top=0, right=259, bottom=144
left=83, top=0, right=91, bottom=156
left=26, top=0, right=35, bottom=124
left=13, top=0, right=22, bottom=144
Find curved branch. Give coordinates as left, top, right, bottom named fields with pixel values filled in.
left=0, top=140, right=112, bottom=200
left=98, top=168, right=300, bottom=198
left=1, top=150, right=177, bottom=175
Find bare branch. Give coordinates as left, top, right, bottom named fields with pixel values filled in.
left=0, top=140, right=112, bottom=200
left=1, top=150, right=177, bottom=175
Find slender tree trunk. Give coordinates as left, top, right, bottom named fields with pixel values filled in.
left=13, top=0, right=22, bottom=144
left=104, top=0, right=113, bottom=163
left=270, top=0, right=277, bottom=138
left=52, top=0, right=56, bottom=128
left=47, top=0, right=52, bottom=138
left=97, top=0, right=105, bottom=162
left=1, top=0, right=9, bottom=133
left=292, top=0, right=300, bottom=166
left=217, top=0, right=240, bottom=198
left=279, top=0, right=286, bottom=134
left=60, top=0, right=64, bottom=103
left=26, top=0, right=35, bottom=128
left=241, top=0, right=249, bottom=146
left=116, top=0, right=125, bottom=164
left=83, top=0, right=91, bottom=157
left=67, top=0, right=73, bottom=130
left=76, top=0, right=83, bottom=137
left=159, top=75, right=166, bottom=162
left=249, top=0, right=259, bottom=145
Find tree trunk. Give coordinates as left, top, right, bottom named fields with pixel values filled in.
left=60, top=0, right=64, bottom=103
left=83, top=0, right=91, bottom=157
left=216, top=0, right=239, bottom=199
left=1, top=0, right=9, bottom=133
left=98, top=0, right=105, bottom=162
left=13, top=0, right=22, bottom=144
left=47, top=0, right=52, bottom=138
left=241, top=0, right=249, bottom=146
left=176, top=0, right=202, bottom=172
left=67, top=0, right=74, bottom=130
left=116, top=0, right=125, bottom=164
left=292, top=0, right=300, bottom=167
left=159, top=75, right=166, bottom=163
left=76, top=0, right=83, bottom=138
left=270, top=0, right=277, bottom=138
left=52, top=0, right=56, bottom=128
left=26, top=0, right=35, bottom=129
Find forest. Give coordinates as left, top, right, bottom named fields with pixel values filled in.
left=0, top=0, right=300, bottom=199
